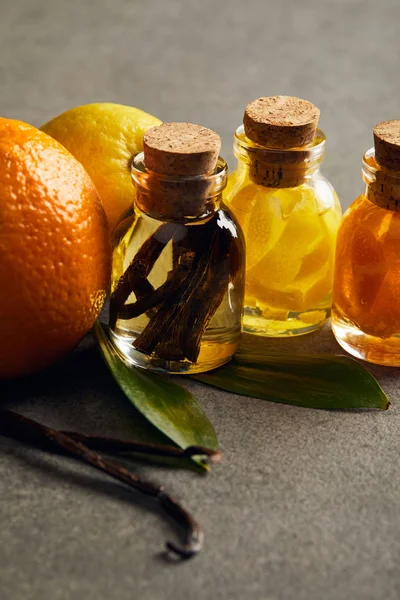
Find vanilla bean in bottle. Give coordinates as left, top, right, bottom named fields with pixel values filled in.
left=110, top=122, right=245, bottom=374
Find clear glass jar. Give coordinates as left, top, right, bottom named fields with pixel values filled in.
left=109, top=153, right=245, bottom=374
left=225, top=125, right=342, bottom=337
left=332, top=149, right=400, bottom=366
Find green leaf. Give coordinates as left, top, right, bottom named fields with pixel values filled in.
left=193, top=348, right=389, bottom=410
left=92, top=322, right=218, bottom=462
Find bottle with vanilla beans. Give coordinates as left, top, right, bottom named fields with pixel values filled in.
left=332, top=120, right=400, bottom=366
left=109, top=122, right=245, bottom=374
left=225, top=96, right=342, bottom=337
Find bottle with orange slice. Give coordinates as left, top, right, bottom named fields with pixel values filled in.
left=332, top=120, right=400, bottom=366
left=225, top=96, right=342, bottom=336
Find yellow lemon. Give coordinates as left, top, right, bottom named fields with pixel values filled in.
left=41, top=103, right=161, bottom=232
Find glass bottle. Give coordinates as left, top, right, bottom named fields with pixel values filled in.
left=225, top=96, right=342, bottom=337
left=332, top=120, right=400, bottom=366
left=109, top=122, right=245, bottom=374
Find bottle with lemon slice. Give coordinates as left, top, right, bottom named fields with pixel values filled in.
left=225, top=96, right=342, bottom=337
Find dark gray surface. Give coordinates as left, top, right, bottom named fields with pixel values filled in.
left=1, top=1, right=400, bottom=598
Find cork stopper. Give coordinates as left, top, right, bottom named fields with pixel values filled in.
left=133, top=123, right=226, bottom=220
left=243, top=96, right=320, bottom=149
left=373, top=121, right=400, bottom=171
left=143, top=122, right=221, bottom=176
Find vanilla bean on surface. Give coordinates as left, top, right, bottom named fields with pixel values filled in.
left=62, top=432, right=222, bottom=465
left=0, top=409, right=221, bottom=464
left=0, top=407, right=206, bottom=558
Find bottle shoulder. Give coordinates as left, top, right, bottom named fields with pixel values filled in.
left=338, top=193, right=400, bottom=245
left=225, top=169, right=341, bottom=218
left=113, top=204, right=245, bottom=252
left=217, top=205, right=246, bottom=249
left=341, top=193, right=389, bottom=221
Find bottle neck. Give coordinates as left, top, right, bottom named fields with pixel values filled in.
left=131, top=153, right=227, bottom=222
left=363, top=148, right=400, bottom=212
left=233, top=125, right=326, bottom=188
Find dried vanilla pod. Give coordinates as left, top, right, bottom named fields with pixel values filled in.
left=109, top=122, right=245, bottom=374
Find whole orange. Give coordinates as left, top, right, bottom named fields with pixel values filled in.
left=0, top=118, right=111, bottom=379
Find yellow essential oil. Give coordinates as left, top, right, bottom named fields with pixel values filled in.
left=110, top=123, right=245, bottom=374
left=225, top=96, right=342, bottom=337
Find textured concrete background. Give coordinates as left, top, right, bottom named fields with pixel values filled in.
left=1, top=0, right=400, bottom=598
